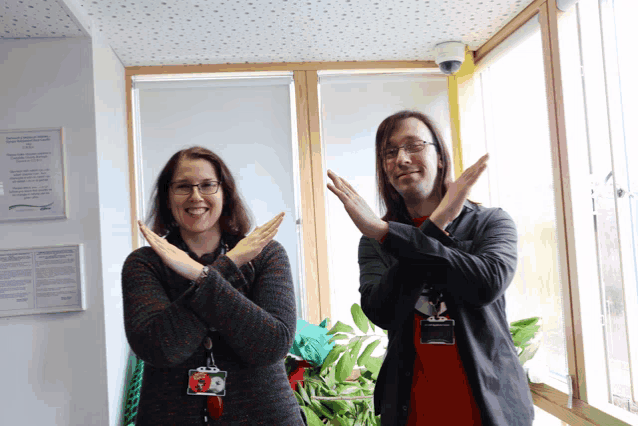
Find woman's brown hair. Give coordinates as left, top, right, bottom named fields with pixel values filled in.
left=375, top=110, right=479, bottom=224
left=145, top=146, right=253, bottom=237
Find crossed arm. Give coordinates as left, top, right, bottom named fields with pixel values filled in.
left=121, top=240, right=297, bottom=368
left=358, top=209, right=518, bottom=330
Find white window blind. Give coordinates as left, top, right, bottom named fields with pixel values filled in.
left=132, top=73, right=307, bottom=320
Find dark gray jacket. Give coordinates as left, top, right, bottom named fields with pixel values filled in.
left=358, top=201, right=534, bottom=426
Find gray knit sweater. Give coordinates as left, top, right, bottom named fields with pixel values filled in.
left=121, top=230, right=307, bottom=425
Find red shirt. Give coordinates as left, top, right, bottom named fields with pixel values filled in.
left=395, top=216, right=482, bottom=425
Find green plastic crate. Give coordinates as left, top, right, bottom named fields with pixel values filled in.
left=122, top=356, right=144, bottom=426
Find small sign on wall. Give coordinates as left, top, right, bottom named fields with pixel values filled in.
left=0, top=244, right=85, bottom=318
left=0, top=127, right=68, bottom=222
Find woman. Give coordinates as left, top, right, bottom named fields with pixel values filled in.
left=327, top=110, right=534, bottom=425
left=121, top=146, right=307, bottom=425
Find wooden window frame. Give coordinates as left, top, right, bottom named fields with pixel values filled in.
left=122, top=2, right=633, bottom=423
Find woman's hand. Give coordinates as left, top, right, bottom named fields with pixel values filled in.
left=226, top=212, right=285, bottom=268
left=430, top=154, right=489, bottom=230
left=326, top=170, right=389, bottom=241
left=138, top=221, right=204, bottom=281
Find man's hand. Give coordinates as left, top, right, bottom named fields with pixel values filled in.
left=431, top=154, right=489, bottom=230
left=326, top=170, right=388, bottom=241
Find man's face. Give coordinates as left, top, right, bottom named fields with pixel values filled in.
left=384, top=117, right=442, bottom=202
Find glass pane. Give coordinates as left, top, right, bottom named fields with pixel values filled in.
left=319, top=72, right=451, bottom=357
left=471, top=15, right=569, bottom=393
left=557, top=0, right=638, bottom=419
left=135, top=75, right=306, bottom=319
left=603, top=0, right=638, bottom=413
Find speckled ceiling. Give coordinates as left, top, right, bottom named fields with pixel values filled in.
left=1, top=0, right=535, bottom=66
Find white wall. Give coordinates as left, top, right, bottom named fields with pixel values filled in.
left=92, top=28, right=132, bottom=426
left=0, top=34, right=129, bottom=425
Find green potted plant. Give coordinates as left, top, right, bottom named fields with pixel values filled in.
left=293, top=303, right=387, bottom=425
left=286, top=318, right=337, bottom=392
left=510, top=316, right=542, bottom=383
left=293, top=304, right=542, bottom=425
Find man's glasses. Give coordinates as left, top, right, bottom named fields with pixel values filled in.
left=383, top=141, right=435, bottom=160
left=170, top=181, right=221, bottom=195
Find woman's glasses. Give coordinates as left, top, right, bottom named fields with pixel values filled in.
left=170, top=181, right=221, bottom=195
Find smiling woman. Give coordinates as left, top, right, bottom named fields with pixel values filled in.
left=121, top=146, right=307, bottom=425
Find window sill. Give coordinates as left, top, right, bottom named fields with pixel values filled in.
left=530, top=383, right=634, bottom=426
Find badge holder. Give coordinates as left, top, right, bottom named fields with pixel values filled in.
left=187, top=336, right=227, bottom=422
left=420, top=301, right=455, bottom=345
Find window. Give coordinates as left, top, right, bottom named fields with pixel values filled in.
left=132, top=73, right=307, bottom=320
left=461, top=15, right=570, bottom=394
left=557, top=0, right=638, bottom=420
left=318, top=71, right=452, bottom=356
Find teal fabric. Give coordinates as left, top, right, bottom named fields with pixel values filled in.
left=289, top=318, right=335, bottom=367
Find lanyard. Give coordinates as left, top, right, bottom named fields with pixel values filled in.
left=422, top=286, right=446, bottom=318
left=197, top=238, right=228, bottom=424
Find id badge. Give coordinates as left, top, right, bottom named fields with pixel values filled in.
left=420, top=317, right=455, bottom=345
left=187, top=367, right=227, bottom=397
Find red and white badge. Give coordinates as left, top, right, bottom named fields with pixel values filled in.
left=189, top=371, right=212, bottom=393
left=187, top=367, right=227, bottom=397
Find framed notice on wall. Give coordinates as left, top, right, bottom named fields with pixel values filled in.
left=0, top=127, right=68, bottom=222
left=0, top=244, right=86, bottom=318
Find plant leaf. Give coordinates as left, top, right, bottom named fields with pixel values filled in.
left=327, top=321, right=355, bottom=335
left=297, top=382, right=312, bottom=405
left=321, top=344, right=348, bottom=375
left=350, top=339, right=364, bottom=365
left=361, top=369, right=374, bottom=380
left=293, top=389, right=305, bottom=407
left=311, top=399, right=335, bottom=420
left=328, top=333, right=351, bottom=344
left=351, top=303, right=369, bottom=334
left=328, top=365, right=337, bottom=388
left=367, top=317, right=376, bottom=332
left=302, top=406, right=325, bottom=426
left=363, top=356, right=383, bottom=380
left=336, top=352, right=356, bottom=382
left=518, top=338, right=541, bottom=366
left=510, top=317, right=540, bottom=328
left=328, top=416, right=349, bottom=426
left=336, top=382, right=363, bottom=394
left=325, top=401, right=346, bottom=416
left=357, top=340, right=381, bottom=366
left=512, top=326, right=540, bottom=347
left=308, top=381, right=317, bottom=398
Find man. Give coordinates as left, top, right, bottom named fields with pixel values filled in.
left=326, top=110, right=534, bottom=425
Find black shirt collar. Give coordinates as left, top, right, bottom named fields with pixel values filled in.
left=165, top=229, right=229, bottom=264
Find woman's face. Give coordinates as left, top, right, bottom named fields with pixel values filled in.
left=168, top=157, right=224, bottom=239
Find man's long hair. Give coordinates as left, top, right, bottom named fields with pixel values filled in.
left=375, top=110, right=478, bottom=224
